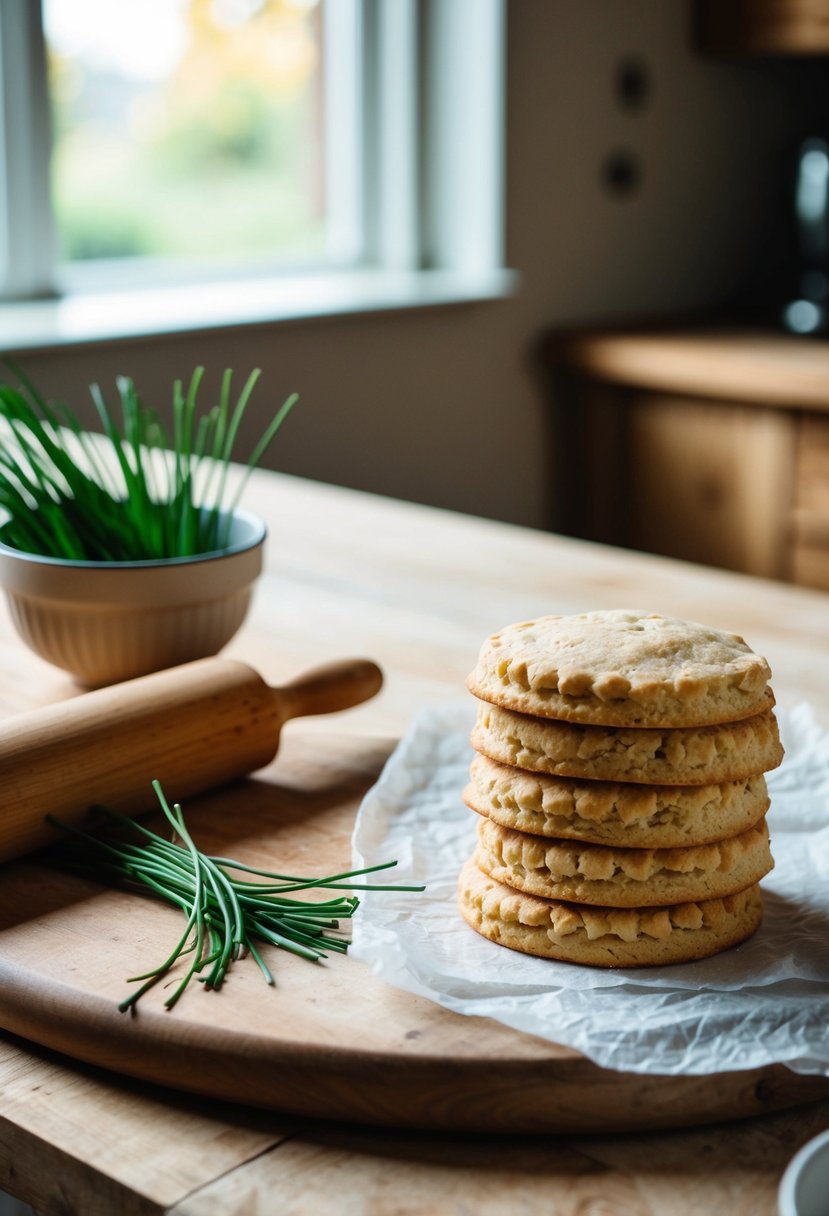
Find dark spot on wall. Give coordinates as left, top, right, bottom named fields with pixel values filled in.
left=601, top=149, right=643, bottom=199
left=615, top=54, right=651, bottom=111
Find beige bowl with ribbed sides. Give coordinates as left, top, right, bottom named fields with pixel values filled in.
left=0, top=509, right=266, bottom=686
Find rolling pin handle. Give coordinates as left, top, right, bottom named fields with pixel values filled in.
left=275, top=658, right=383, bottom=722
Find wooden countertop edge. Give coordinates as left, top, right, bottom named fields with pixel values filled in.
left=540, top=329, right=829, bottom=411
left=0, top=1029, right=299, bottom=1216
left=2, top=956, right=829, bottom=1137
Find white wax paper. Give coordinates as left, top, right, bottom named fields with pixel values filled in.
left=350, top=703, right=829, bottom=1077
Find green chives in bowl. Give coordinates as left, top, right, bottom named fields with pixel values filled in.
left=0, top=364, right=297, bottom=562
left=0, top=365, right=297, bottom=684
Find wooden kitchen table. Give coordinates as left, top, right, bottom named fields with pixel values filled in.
left=1, top=469, right=828, bottom=1216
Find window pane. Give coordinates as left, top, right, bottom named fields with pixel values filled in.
left=43, top=0, right=326, bottom=270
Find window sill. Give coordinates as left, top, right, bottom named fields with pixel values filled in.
left=0, top=267, right=518, bottom=354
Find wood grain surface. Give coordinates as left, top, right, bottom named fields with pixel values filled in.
left=546, top=328, right=829, bottom=411
left=1, top=727, right=825, bottom=1136
left=3, top=1030, right=827, bottom=1216
left=0, top=655, right=382, bottom=861
left=2, top=468, right=829, bottom=1213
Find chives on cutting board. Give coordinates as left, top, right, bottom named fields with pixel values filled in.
left=49, top=782, right=423, bottom=1013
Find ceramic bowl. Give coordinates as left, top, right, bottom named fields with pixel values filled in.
left=779, top=1129, right=829, bottom=1216
left=0, top=509, right=266, bottom=686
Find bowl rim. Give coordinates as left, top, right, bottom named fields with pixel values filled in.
left=778, top=1127, right=829, bottom=1216
left=0, top=507, right=267, bottom=570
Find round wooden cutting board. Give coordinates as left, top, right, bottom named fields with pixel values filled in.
left=0, top=730, right=826, bottom=1135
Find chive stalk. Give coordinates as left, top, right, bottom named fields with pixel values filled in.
left=48, top=783, right=423, bottom=1013
left=0, top=365, right=297, bottom=561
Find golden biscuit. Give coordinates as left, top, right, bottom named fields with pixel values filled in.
left=467, top=610, right=772, bottom=728
left=464, top=753, right=770, bottom=847
left=458, top=858, right=763, bottom=967
left=473, top=815, right=773, bottom=907
left=471, top=702, right=784, bottom=786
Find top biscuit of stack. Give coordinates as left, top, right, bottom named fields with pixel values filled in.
left=466, top=609, right=773, bottom=729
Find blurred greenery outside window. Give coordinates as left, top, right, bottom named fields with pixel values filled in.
left=45, top=0, right=328, bottom=277
left=0, top=0, right=506, bottom=317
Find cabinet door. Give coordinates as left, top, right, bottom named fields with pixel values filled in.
left=626, top=393, right=795, bottom=580
left=792, top=414, right=829, bottom=590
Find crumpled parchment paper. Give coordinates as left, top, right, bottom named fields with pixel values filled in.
left=350, top=702, right=829, bottom=1077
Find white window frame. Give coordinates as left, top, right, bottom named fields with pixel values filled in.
left=0, top=0, right=510, bottom=344
left=328, top=0, right=507, bottom=276
left=0, top=0, right=56, bottom=300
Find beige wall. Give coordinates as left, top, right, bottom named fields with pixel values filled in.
left=7, top=1, right=818, bottom=530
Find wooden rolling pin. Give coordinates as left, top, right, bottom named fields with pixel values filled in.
left=0, top=656, right=383, bottom=864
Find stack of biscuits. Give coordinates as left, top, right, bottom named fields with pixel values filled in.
left=457, top=610, right=783, bottom=967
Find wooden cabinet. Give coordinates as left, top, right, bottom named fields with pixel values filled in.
left=793, top=413, right=829, bottom=585
left=540, top=329, right=829, bottom=590
left=695, top=0, right=829, bottom=55
left=625, top=392, right=795, bottom=580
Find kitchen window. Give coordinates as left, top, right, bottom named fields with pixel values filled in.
left=44, top=0, right=329, bottom=280
left=0, top=0, right=510, bottom=346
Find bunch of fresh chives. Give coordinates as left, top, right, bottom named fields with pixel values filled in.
left=50, top=781, right=422, bottom=1013
left=0, top=365, right=297, bottom=561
